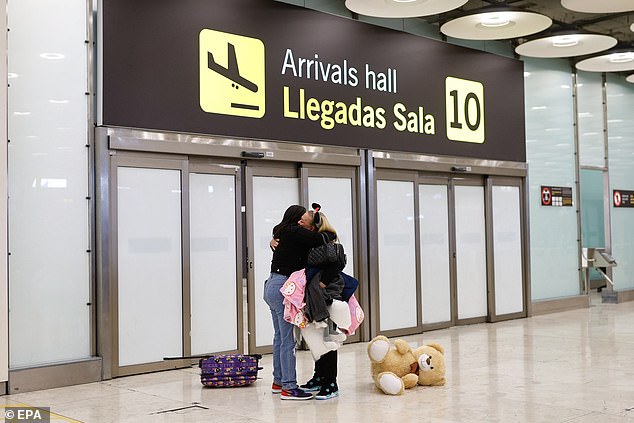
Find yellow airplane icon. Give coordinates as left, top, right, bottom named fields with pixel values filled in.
left=208, top=43, right=258, bottom=94
left=200, top=29, right=265, bottom=118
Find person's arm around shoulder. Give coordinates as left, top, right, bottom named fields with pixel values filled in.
left=292, top=225, right=332, bottom=247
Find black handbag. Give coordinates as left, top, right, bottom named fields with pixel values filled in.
left=307, top=233, right=346, bottom=267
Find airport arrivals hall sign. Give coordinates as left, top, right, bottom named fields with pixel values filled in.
left=102, top=0, right=526, bottom=162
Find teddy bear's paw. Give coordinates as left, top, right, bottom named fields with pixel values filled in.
left=368, top=336, right=390, bottom=363
left=377, top=372, right=404, bottom=395
left=402, top=373, right=418, bottom=389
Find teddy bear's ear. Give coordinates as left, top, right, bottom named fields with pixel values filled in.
left=427, top=342, right=445, bottom=354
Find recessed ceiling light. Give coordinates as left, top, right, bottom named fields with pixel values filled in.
left=627, top=74, right=634, bottom=83
left=345, top=0, right=468, bottom=18
left=480, top=13, right=512, bottom=28
left=441, top=10, right=552, bottom=40
left=552, top=35, right=579, bottom=47
left=39, top=53, right=65, bottom=60
left=608, top=52, right=634, bottom=63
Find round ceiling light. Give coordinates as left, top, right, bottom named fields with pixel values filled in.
left=561, top=0, right=634, bottom=13
left=440, top=10, right=552, bottom=40
left=344, top=0, right=468, bottom=18
left=626, top=74, right=634, bottom=83
left=576, top=50, right=634, bottom=72
left=515, top=33, right=617, bottom=58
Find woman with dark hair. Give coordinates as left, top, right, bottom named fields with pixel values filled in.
left=264, top=204, right=334, bottom=400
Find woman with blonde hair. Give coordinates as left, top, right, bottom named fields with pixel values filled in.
left=300, top=203, right=346, bottom=400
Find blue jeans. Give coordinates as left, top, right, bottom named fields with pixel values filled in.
left=263, top=272, right=297, bottom=390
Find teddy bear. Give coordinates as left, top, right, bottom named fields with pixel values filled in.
left=367, top=335, right=446, bottom=395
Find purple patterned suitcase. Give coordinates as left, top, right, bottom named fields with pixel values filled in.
left=199, top=354, right=262, bottom=388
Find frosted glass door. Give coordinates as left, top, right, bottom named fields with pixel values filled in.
left=419, top=184, right=451, bottom=324
left=189, top=173, right=237, bottom=354
left=252, top=176, right=299, bottom=348
left=492, top=185, right=524, bottom=316
left=377, top=180, right=417, bottom=331
left=308, top=177, right=354, bottom=276
left=455, top=185, right=488, bottom=320
left=117, top=167, right=183, bottom=366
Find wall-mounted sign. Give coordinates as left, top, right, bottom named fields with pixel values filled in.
left=102, top=0, right=526, bottom=162
left=541, top=186, right=573, bottom=207
left=613, top=190, right=634, bottom=208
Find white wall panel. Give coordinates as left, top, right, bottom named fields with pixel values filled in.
left=377, top=180, right=417, bottom=330
left=190, top=173, right=238, bottom=354
left=0, top=0, right=8, bottom=382
left=492, top=185, right=524, bottom=315
left=455, top=185, right=487, bottom=320
left=8, top=0, right=90, bottom=367
left=419, top=184, right=451, bottom=324
left=117, top=167, right=182, bottom=366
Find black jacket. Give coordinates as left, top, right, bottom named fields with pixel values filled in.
left=270, top=225, right=334, bottom=276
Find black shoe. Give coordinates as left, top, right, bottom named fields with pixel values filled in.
left=300, top=376, right=322, bottom=392
left=315, top=382, right=339, bottom=400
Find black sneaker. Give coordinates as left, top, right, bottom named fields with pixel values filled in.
left=315, top=382, right=339, bottom=400
left=300, top=376, right=322, bottom=392
left=280, top=388, right=313, bottom=401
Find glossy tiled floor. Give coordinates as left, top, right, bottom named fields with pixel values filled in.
left=3, top=293, right=634, bottom=422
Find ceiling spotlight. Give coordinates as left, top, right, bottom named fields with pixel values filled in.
left=39, top=53, right=65, bottom=60
left=608, top=52, right=634, bottom=63
left=576, top=49, right=634, bottom=72
left=626, top=74, right=634, bottom=83
left=344, top=0, right=468, bottom=18
left=480, top=13, right=512, bottom=28
left=441, top=9, right=552, bottom=40
left=515, top=33, right=616, bottom=58
left=552, top=35, right=579, bottom=47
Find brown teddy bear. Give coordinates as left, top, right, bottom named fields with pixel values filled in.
left=367, top=335, right=446, bottom=395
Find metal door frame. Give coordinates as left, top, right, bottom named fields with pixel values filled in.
left=188, top=157, right=245, bottom=354
left=244, top=162, right=301, bottom=355
left=109, top=151, right=190, bottom=377
left=417, top=174, right=454, bottom=332
left=451, top=175, right=488, bottom=326
left=371, top=169, right=422, bottom=338
left=486, top=176, right=528, bottom=322
left=244, top=161, right=365, bottom=353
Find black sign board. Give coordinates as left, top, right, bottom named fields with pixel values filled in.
left=102, top=0, right=526, bottom=162
left=541, top=186, right=573, bottom=207
left=613, top=190, right=634, bottom=208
